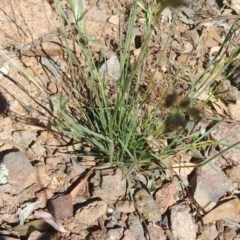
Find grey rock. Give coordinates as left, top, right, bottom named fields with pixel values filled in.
left=189, top=162, right=234, bottom=211
left=197, top=224, right=218, bottom=240
left=105, top=228, right=124, bottom=240
left=30, top=141, right=46, bottom=156
left=1, top=151, right=33, bottom=193
left=170, top=204, right=197, bottom=240
left=147, top=223, right=167, bottom=240
left=12, top=130, right=36, bottom=149
left=210, top=122, right=240, bottom=166
left=98, top=55, right=120, bottom=87
left=128, top=213, right=145, bottom=240
left=217, top=80, right=240, bottom=102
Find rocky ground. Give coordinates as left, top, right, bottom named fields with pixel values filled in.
left=0, top=0, right=240, bottom=239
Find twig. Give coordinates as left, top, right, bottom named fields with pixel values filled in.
left=0, top=25, right=71, bottom=64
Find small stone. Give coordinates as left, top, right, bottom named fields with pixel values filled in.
left=30, top=141, right=46, bottom=156
left=210, top=122, right=240, bottom=166
left=122, top=229, right=136, bottom=240
left=154, top=182, right=179, bottom=214
left=217, top=80, right=240, bottom=102
left=202, top=198, right=240, bottom=224
left=12, top=130, right=36, bottom=149
left=147, top=223, right=167, bottom=240
left=75, top=200, right=107, bottom=226
left=98, top=56, right=120, bottom=86
left=128, top=213, right=145, bottom=240
left=2, top=151, right=33, bottom=193
left=108, top=15, right=119, bottom=25
left=0, top=163, right=9, bottom=184
left=197, top=224, right=218, bottom=240
left=225, top=167, right=240, bottom=186
left=229, top=101, right=240, bottom=121
left=170, top=204, right=197, bottom=240
left=48, top=194, right=73, bottom=220
left=105, top=228, right=124, bottom=240
left=92, top=169, right=126, bottom=205
left=134, top=189, right=161, bottom=222
left=189, top=162, right=234, bottom=211
left=115, top=200, right=135, bottom=213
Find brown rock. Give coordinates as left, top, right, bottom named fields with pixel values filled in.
left=210, top=122, right=240, bottom=166
left=115, top=200, right=135, bottom=213
left=134, top=189, right=161, bottom=222
left=225, top=167, right=240, bottom=186
left=92, top=168, right=126, bottom=204
left=2, top=151, right=34, bottom=194
left=170, top=204, right=197, bottom=240
left=154, top=182, right=179, bottom=214
left=48, top=194, right=73, bottom=220
left=202, top=198, right=240, bottom=224
left=75, top=200, right=107, bottom=226
left=189, top=162, right=234, bottom=211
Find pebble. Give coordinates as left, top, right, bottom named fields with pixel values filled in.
left=210, top=122, right=240, bottom=166
left=202, top=198, right=240, bottom=224
left=98, top=55, right=120, bottom=85
left=75, top=200, right=107, bottom=226
left=1, top=151, right=33, bottom=193
left=134, top=189, right=161, bottom=222
left=92, top=168, right=126, bottom=205
left=170, top=204, right=197, bottom=240
left=128, top=213, right=145, bottom=240
left=225, top=167, right=240, bottom=186
left=154, top=182, right=179, bottom=214
left=12, top=130, right=36, bottom=149
left=108, top=15, right=119, bottom=25
left=189, top=162, right=234, bottom=211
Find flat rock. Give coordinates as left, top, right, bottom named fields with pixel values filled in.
left=1, top=151, right=34, bottom=193
left=115, top=200, right=135, bottom=213
left=12, top=130, right=36, bottom=149
left=202, top=198, right=240, bottom=224
left=147, top=223, right=167, bottom=240
left=127, top=213, right=145, bottom=240
left=92, top=168, right=126, bottom=205
left=75, top=200, right=107, bottom=227
left=98, top=55, right=120, bottom=86
left=189, top=162, right=234, bottom=211
left=170, top=204, right=197, bottom=240
left=154, top=182, right=179, bottom=214
left=225, top=167, right=240, bottom=186
left=197, top=224, right=218, bottom=240
left=105, top=228, right=124, bottom=240
left=210, top=122, right=240, bottom=166
left=134, top=189, right=161, bottom=222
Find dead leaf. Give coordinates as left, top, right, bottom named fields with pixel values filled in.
left=202, top=198, right=240, bottom=224
left=12, top=219, right=50, bottom=236
left=17, top=200, right=41, bottom=225
left=211, top=98, right=228, bottom=116
left=34, top=210, right=68, bottom=233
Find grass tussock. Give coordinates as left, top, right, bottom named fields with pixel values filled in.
left=1, top=0, right=240, bottom=177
